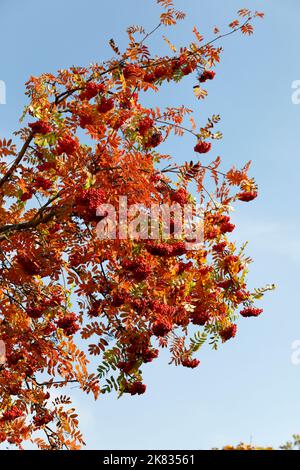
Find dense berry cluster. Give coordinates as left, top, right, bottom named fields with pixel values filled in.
left=240, top=307, right=263, bottom=317
left=144, top=131, right=163, bottom=149
left=97, top=97, right=114, bottom=113
left=123, top=64, right=145, bottom=80
left=146, top=241, right=187, bottom=257
left=194, top=141, right=212, bottom=153
left=237, top=191, right=258, bottom=202
left=125, top=381, right=146, bottom=395
left=122, top=256, right=153, bottom=281
left=191, top=309, right=210, bottom=326
left=33, top=412, right=54, bottom=428
left=219, top=324, right=237, bottom=342
left=16, top=254, right=41, bottom=276
left=29, top=120, right=53, bottom=135
left=79, top=81, right=105, bottom=100
left=1, top=406, right=23, bottom=422
left=34, top=176, right=52, bottom=190
left=198, top=70, right=216, bottom=83
left=56, top=135, right=79, bottom=155
left=74, top=187, right=106, bottom=222
left=171, top=188, right=189, bottom=206
left=57, top=313, right=79, bottom=336
left=26, top=306, right=44, bottom=319
left=138, top=116, right=154, bottom=136
left=182, top=358, right=200, bottom=368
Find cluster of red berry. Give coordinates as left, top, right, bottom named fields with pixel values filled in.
left=34, top=176, right=52, bottom=191
left=56, top=135, right=79, bottom=156
left=212, top=241, right=227, bottom=253
left=79, top=112, right=95, bottom=129
left=171, top=188, right=189, bottom=206
left=198, top=70, right=216, bottom=83
left=240, top=307, right=263, bottom=317
left=74, top=187, right=106, bottom=222
left=29, top=120, right=53, bottom=135
left=97, top=97, right=114, bottom=113
left=182, top=358, right=200, bottom=368
left=122, top=256, right=153, bottom=281
left=219, top=323, right=237, bottom=342
left=144, top=56, right=197, bottom=83
left=79, top=81, right=105, bottom=101
left=26, top=305, right=44, bottom=319
left=145, top=241, right=187, bottom=257
left=190, top=309, right=210, bottom=326
left=125, top=381, right=146, bottom=395
left=144, top=131, right=163, bottom=149
left=111, top=291, right=130, bottom=307
left=16, top=254, right=41, bottom=276
left=1, top=406, right=23, bottom=422
left=237, top=191, right=258, bottom=202
left=33, top=411, right=54, bottom=428
left=194, top=140, right=212, bottom=154
left=57, top=313, right=79, bottom=336
left=123, top=64, right=145, bottom=80
left=177, top=260, right=193, bottom=275
left=152, top=320, right=173, bottom=337
left=138, top=116, right=154, bottom=136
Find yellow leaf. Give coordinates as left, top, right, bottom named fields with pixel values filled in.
left=193, top=86, right=208, bottom=100
left=163, top=36, right=177, bottom=52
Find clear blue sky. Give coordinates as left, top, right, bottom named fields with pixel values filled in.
left=1, top=0, right=300, bottom=450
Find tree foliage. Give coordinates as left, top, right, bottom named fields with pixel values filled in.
left=0, top=1, right=270, bottom=449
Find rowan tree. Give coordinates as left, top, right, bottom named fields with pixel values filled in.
left=0, top=1, right=272, bottom=449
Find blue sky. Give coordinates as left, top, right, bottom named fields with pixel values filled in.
left=1, top=0, right=300, bottom=449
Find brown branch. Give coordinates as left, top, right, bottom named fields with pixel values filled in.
left=0, top=132, right=33, bottom=188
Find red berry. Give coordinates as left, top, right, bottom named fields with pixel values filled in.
left=79, top=82, right=104, bottom=100
left=74, top=187, right=106, bottom=222
left=123, top=64, right=144, bottom=80
left=146, top=242, right=173, bottom=257
left=217, top=279, right=233, bottom=290
left=141, top=348, right=159, bottom=363
left=122, top=257, right=153, bottom=281
left=26, top=306, right=44, bottom=319
left=212, top=242, right=227, bottom=253
left=171, top=188, right=189, bottom=206
left=16, top=254, right=41, bottom=276
left=237, top=191, right=258, bottom=202
left=33, top=412, right=54, bottom=427
left=127, top=381, right=146, bottom=395
left=1, top=406, right=23, bottom=422
left=34, top=176, right=52, bottom=190
left=97, top=97, right=114, bottom=113
left=191, top=309, right=210, bottom=326
left=240, top=307, right=263, bottom=318
left=57, top=313, right=79, bottom=336
left=56, top=136, right=79, bottom=155
left=194, top=141, right=211, bottom=154
left=182, top=358, right=200, bottom=368
left=220, top=222, right=235, bottom=233
left=198, top=70, right=215, bottom=83
left=20, top=191, right=33, bottom=202
left=138, top=116, right=154, bottom=136
left=219, top=323, right=237, bottom=342
left=144, top=131, right=163, bottom=149
left=29, top=120, right=53, bottom=135
left=79, top=114, right=94, bottom=128
left=152, top=320, right=172, bottom=337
